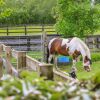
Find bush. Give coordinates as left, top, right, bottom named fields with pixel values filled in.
left=0, top=72, right=99, bottom=100
left=92, top=71, right=100, bottom=84
left=80, top=53, right=100, bottom=62
left=91, top=53, right=100, bottom=62
left=55, top=0, right=100, bottom=37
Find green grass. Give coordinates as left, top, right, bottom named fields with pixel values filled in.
left=77, top=61, right=100, bottom=79
left=27, top=51, right=43, bottom=61
left=27, top=51, right=100, bottom=80
left=2, top=50, right=100, bottom=81
left=58, top=61, right=100, bottom=80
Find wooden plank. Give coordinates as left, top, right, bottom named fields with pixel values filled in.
left=97, top=44, right=100, bottom=48
left=5, top=46, right=13, bottom=75
left=2, top=44, right=7, bottom=51
left=0, top=35, right=100, bottom=52
left=53, top=69, right=75, bottom=82
left=3, top=58, right=18, bottom=76
left=0, top=32, right=7, bottom=33
left=42, top=32, right=48, bottom=62
left=0, top=44, right=3, bottom=55
left=0, top=57, right=3, bottom=78
left=26, top=55, right=54, bottom=80
left=12, top=49, right=19, bottom=59
left=26, top=55, right=40, bottom=71
left=17, top=51, right=26, bottom=70
left=1, top=44, right=18, bottom=76
left=39, top=63, right=53, bottom=80
left=97, top=37, right=100, bottom=43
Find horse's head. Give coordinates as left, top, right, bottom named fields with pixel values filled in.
left=83, top=56, right=92, bottom=72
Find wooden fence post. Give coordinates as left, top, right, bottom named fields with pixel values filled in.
left=42, top=24, right=44, bottom=31
left=42, top=32, right=48, bottom=62
left=7, top=26, right=9, bottom=36
left=0, top=44, right=3, bottom=55
left=24, top=25, right=27, bottom=35
left=0, top=45, right=3, bottom=78
left=27, top=37, right=30, bottom=51
left=39, top=63, right=53, bottom=80
left=17, top=51, right=26, bottom=70
left=5, top=46, right=12, bottom=75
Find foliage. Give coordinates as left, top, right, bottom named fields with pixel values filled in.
left=92, top=71, right=100, bottom=84
left=0, top=70, right=100, bottom=100
left=19, top=70, right=39, bottom=82
left=91, top=53, right=100, bottom=62
left=80, top=52, right=100, bottom=62
left=55, top=0, right=100, bottom=37
left=0, top=0, right=57, bottom=25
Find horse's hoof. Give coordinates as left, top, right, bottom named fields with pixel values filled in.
left=69, top=71, right=77, bottom=79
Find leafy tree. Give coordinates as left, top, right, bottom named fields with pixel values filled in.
left=55, top=0, right=100, bottom=37
left=0, top=0, right=57, bottom=25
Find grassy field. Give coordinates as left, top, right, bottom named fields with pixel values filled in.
left=2, top=51, right=100, bottom=81
left=27, top=51, right=43, bottom=61
left=26, top=51, right=100, bottom=80
left=58, top=61, right=100, bottom=80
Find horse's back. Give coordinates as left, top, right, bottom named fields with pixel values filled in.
left=48, top=38, right=62, bottom=52
left=48, top=38, right=70, bottom=55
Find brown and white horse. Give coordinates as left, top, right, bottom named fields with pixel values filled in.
left=47, top=37, right=92, bottom=73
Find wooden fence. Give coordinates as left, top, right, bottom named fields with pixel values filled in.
left=0, top=34, right=59, bottom=51
left=0, top=24, right=56, bottom=36
left=0, top=34, right=99, bottom=54
left=85, top=35, right=100, bottom=52
left=0, top=44, right=75, bottom=82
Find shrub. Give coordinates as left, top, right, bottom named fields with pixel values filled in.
left=92, top=71, right=100, bottom=84
left=91, top=53, right=100, bottom=62
left=80, top=53, right=100, bottom=62
left=55, top=0, right=100, bottom=37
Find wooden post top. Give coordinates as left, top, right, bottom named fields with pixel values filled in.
left=39, top=63, right=53, bottom=67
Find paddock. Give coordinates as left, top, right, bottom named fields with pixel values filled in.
left=0, top=44, right=76, bottom=82
left=0, top=32, right=100, bottom=81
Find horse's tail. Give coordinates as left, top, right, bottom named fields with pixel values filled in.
left=46, top=46, right=49, bottom=63
left=46, top=45, right=53, bottom=63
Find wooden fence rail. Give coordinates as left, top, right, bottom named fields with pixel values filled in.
left=0, top=44, right=74, bottom=82
left=0, top=34, right=99, bottom=53
left=0, top=24, right=56, bottom=36
left=85, top=35, right=100, bottom=52
left=0, top=34, right=59, bottom=51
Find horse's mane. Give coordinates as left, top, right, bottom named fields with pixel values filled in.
left=74, top=37, right=91, bottom=59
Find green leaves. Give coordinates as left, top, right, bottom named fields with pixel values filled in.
left=0, top=0, right=57, bottom=25
left=55, top=0, right=100, bottom=37
left=0, top=70, right=100, bottom=100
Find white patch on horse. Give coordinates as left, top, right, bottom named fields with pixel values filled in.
left=61, top=39, right=69, bottom=46
left=67, top=38, right=78, bottom=54
left=48, top=38, right=56, bottom=51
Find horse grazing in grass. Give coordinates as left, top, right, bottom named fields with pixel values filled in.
left=47, top=37, right=92, bottom=74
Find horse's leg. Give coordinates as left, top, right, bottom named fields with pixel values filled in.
left=48, top=54, right=53, bottom=63
left=54, top=55, right=58, bottom=69
left=71, top=54, right=78, bottom=71
left=72, top=59, right=77, bottom=71
left=69, top=59, right=77, bottom=79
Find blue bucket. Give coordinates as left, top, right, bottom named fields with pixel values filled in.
left=57, top=56, right=70, bottom=63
